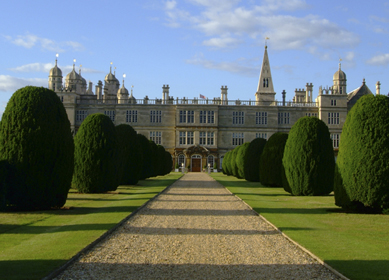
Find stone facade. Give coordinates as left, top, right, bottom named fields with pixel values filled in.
left=48, top=47, right=377, bottom=171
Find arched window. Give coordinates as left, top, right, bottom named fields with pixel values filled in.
left=263, top=78, right=266, bottom=87
left=266, top=78, right=269, bottom=87
left=178, top=154, right=185, bottom=167
left=208, top=155, right=214, bottom=168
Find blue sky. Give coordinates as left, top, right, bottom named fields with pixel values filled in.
left=1, top=0, right=389, bottom=114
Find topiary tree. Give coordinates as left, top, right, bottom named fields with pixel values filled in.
left=231, top=146, right=241, bottom=178
left=0, top=86, right=74, bottom=209
left=149, top=140, right=159, bottom=177
left=259, top=133, right=288, bottom=188
left=283, top=117, right=334, bottom=196
left=222, top=151, right=231, bottom=175
left=235, top=142, right=250, bottom=179
left=73, top=113, right=118, bottom=193
left=244, top=138, right=267, bottom=182
left=115, top=124, right=141, bottom=185
left=163, top=151, right=173, bottom=175
left=335, top=94, right=389, bottom=213
left=137, top=134, right=152, bottom=180
left=157, top=145, right=166, bottom=176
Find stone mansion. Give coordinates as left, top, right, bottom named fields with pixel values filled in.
left=48, top=46, right=378, bottom=172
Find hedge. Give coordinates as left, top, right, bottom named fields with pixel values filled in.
left=235, top=142, right=250, bottom=179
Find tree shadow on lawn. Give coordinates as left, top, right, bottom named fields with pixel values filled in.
left=0, top=222, right=118, bottom=234
left=66, top=195, right=159, bottom=202
left=252, top=207, right=335, bottom=215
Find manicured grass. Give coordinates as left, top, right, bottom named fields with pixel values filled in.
left=211, top=173, right=389, bottom=280
left=0, top=173, right=182, bottom=280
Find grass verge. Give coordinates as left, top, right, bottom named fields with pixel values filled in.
left=211, top=172, right=389, bottom=280
left=0, top=173, right=182, bottom=280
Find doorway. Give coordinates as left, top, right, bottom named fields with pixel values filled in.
left=191, top=154, right=202, bottom=172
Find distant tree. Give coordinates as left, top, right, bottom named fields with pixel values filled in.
left=73, top=113, right=118, bottom=193
left=115, top=124, right=141, bottom=185
left=244, top=138, right=267, bottom=182
left=283, top=117, right=334, bottom=196
left=235, top=142, right=250, bottom=179
left=0, top=86, right=74, bottom=209
left=259, top=133, right=288, bottom=188
left=335, top=95, right=389, bottom=213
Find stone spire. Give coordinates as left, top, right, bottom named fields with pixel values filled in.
left=255, top=45, right=276, bottom=102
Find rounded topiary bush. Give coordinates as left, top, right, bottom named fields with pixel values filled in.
left=157, top=145, right=166, bottom=176
left=236, top=142, right=250, bottom=179
left=115, top=124, right=141, bottom=185
left=231, top=146, right=241, bottom=178
left=283, top=117, right=334, bottom=196
left=149, top=140, right=159, bottom=177
left=222, top=151, right=231, bottom=175
left=0, top=86, right=74, bottom=209
left=244, top=138, right=267, bottom=182
left=335, top=94, right=389, bottom=213
left=73, top=113, right=118, bottom=193
left=163, top=151, right=173, bottom=175
left=137, top=134, right=152, bottom=180
left=259, top=133, right=288, bottom=188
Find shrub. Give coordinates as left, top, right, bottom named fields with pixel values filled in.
left=259, top=133, right=288, bottom=188
left=73, top=113, right=118, bottom=193
left=157, top=145, right=166, bottom=176
left=163, top=151, right=173, bottom=175
left=149, top=140, right=159, bottom=177
left=222, top=151, right=231, bottom=175
left=115, top=124, right=141, bottom=185
left=231, top=146, right=241, bottom=178
left=335, top=95, right=389, bottom=213
left=283, top=117, right=334, bottom=196
left=137, top=134, right=152, bottom=180
left=235, top=142, right=250, bottom=179
left=244, top=138, right=267, bottom=182
left=0, top=86, right=74, bottom=209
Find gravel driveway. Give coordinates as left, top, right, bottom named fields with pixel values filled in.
left=54, top=173, right=343, bottom=280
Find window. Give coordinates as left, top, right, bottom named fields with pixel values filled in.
left=331, top=99, right=337, bottom=106
left=150, top=110, right=162, bottom=123
left=178, top=154, right=185, bottom=167
left=305, top=112, right=318, bottom=117
left=76, top=110, right=88, bottom=122
left=331, top=134, right=340, bottom=148
left=126, top=110, right=137, bottom=123
left=233, top=111, right=244, bottom=124
left=208, top=155, right=214, bottom=168
left=278, top=112, right=290, bottom=125
left=207, top=132, right=214, bottom=145
left=104, top=110, right=115, bottom=122
left=187, top=131, right=194, bottom=145
left=256, top=133, right=267, bottom=140
left=256, top=112, right=268, bottom=125
left=179, top=110, right=194, bottom=123
left=199, top=132, right=206, bottom=145
left=200, top=110, right=214, bottom=124
left=179, top=131, right=186, bottom=145
left=232, top=133, right=244, bottom=146
left=328, top=112, right=340, bottom=125
left=150, top=131, right=162, bottom=144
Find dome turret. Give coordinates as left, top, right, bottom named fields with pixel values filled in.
left=48, top=54, right=63, bottom=91
left=332, top=61, right=347, bottom=95
left=49, top=58, right=62, bottom=77
left=333, top=62, right=346, bottom=81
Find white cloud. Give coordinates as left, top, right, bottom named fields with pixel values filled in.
left=4, top=34, right=85, bottom=52
left=0, top=75, right=47, bottom=93
left=9, top=63, right=103, bottom=74
left=366, top=53, right=389, bottom=66
left=186, top=53, right=258, bottom=77
left=203, top=36, right=242, bottom=48
left=163, top=0, right=359, bottom=54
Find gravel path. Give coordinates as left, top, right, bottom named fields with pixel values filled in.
left=54, top=173, right=342, bottom=280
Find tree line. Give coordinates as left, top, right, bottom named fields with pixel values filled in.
left=0, top=86, right=172, bottom=210
left=223, top=94, right=389, bottom=214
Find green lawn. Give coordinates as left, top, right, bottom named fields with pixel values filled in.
left=0, top=173, right=182, bottom=280
left=211, top=172, right=389, bottom=280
